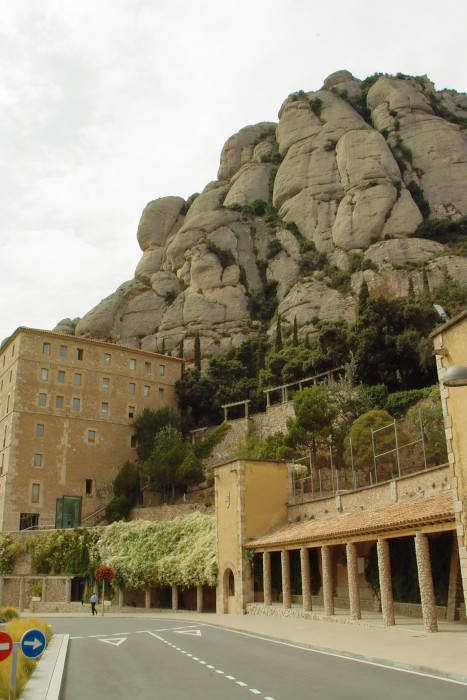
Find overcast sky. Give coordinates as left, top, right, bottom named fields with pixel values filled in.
left=1, top=0, right=466, bottom=343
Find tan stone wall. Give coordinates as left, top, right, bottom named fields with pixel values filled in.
left=287, top=464, right=450, bottom=522
left=432, top=313, right=467, bottom=601
left=129, top=503, right=214, bottom=522
left=0, top=328, right=183, bottom=531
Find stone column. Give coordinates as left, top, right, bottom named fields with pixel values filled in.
left=415, top=533, right=438, bottom=632
left=118, top=587, right=124, bottom=608
left=377, top=538, right=394, bottom=626
left=281, top=550, right=291, bottom=609
left=65, top=577, right=72, bottom=604
left=19, top=577, right=25, bottom=612
left=446, top=535, right=461, bottom=622
left=145, top=589, right=151, bottom=610
left=263, top=551, right=272, bottom=606
left=197, top=585, right=203, bottom=613
left=346, top=542, right=361, bottom=621
left=42, top=577, right=47, bottom=603
left=300, top=547, right=312, bottom=611
left=172, top=585, right=179, bottom=611
left=322, top=546, right=334, bottom=616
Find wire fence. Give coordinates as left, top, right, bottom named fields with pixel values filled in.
left=291, top=409, right=443, bottom=502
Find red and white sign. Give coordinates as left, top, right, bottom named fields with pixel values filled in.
left=0, top=631, right=13, bottom=661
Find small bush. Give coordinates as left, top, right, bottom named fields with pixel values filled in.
left=0, top=606, right=18, bottom=619
left=267, top=238, right=283, bottom=259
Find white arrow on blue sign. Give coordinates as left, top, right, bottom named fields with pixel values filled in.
left=20, top=628, right=46, bottom=659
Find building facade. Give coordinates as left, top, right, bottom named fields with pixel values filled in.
left=0, top=327, right=184, bottom=531
left=431, top=309, right=467, bottom=605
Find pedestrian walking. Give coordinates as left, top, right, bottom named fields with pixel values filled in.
left=91, top=592, right=98, bottom=615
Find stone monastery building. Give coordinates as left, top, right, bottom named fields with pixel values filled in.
left=0, top=327, right=183, bottom=532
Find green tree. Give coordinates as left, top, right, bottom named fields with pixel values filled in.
left=105, top=461, right=140, bottom=523
left=344, top=409, right=400, bottom=474
left=142, top=425, right=203, bottom=501
left=194, top=332, right=201, bottom=371
left=133, top=407, right=180, bottom=462
left=358, top=278, right=370, bottom=315
left=275, top=315, right=283, bottom=352
left=293, top=316, right=298, bottom=347
left=287, top=385, right=337, bottom=465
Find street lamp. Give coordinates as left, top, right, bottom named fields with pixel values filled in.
left=96, top=539, right=106, bottom=617
left=443, top=365, right=467, bottom=387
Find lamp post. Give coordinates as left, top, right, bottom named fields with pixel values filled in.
left=96, top=539, right=106, bottom=617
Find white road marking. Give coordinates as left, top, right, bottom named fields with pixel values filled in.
left=199, top=661, right=207, bottom=665
left=236, top=681, right=247, bottom=687
left=215, top=669, right=224, bottom=674
left=89, top=634, right=107, bottom=638
left=249, top=690, right=261, bottom=695
left=98, top=638, right=127, bottom=647
left=207, top=664, right=215, bottom=669
left=226, top=675, right=235, bottom=680
left=70, top=636, right=84, bottom=639
left=265, top=697, right=277, bottom=700
left=174, top=628, right=202, bottom=636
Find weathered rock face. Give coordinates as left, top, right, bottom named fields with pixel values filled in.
left=64, top=71, right=467, bottom=359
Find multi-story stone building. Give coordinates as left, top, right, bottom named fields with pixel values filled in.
left=0, top=327, right=184, bottom=532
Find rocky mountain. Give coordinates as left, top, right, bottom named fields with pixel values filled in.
left=56, top=70, right=467, bottom=360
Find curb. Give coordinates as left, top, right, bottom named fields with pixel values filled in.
left=21, top=633, right=69, bottom=700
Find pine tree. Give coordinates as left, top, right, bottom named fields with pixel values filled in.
left=407, top=276, right=415, bottom=300
left=422, top=266, right=431, bottom=299
left=275, top=315, right=283, bottom=352
left=293, top=316, right=298, bottom=346
left=358, top=279, right=370, bottom=316
left=194, top=332, right=201, bottom=371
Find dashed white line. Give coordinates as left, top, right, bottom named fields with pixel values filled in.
left=215, top=670, right=224, bottom=674
left=226, top=675, right=235, bottom=680
left=237, top=681, right=247, bottom=687
left=207, top=664, right=215, bottom=669
left=249, top=690, right=261, bottom=695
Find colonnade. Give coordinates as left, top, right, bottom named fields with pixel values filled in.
left=261, top=533, right=442, bottom=632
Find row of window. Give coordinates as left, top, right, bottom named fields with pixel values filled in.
left=0, top=370, right=14, bottom=390
left=37, top=387, right=164, bottom=410
left=41, top=342, right=166, bottom=375
left=2, top=343, right=15, bottom=366
left=27, top=478, right=94, bottom=507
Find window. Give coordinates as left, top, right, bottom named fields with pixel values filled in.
left=87, top=430, right=95, bottom=444
left=20, top=513, right=39, bottom=531
left=158, top=388, right=164, bottom=400
left=145, top=362, right=150, bottom=374
left=3, top=426, right=6, bottom=447
left=101, top=402, right=108, bottom=415
left=76, top=348, right=84, bottom=361
left=143, top=385, right=150, bottom=397
left=128, top=405, right=135, bottom=418
left=74, top=373, right=81, bottom=386
left=72, top=398, right=80, bottom=411
left=56, top=396, right=64, bottom=409
left=130, top=434, right=138, bottom=448
left=42, top=342, right=50, bottom=355
left=85, top=479, right=94, bottom=495
left=102, top=377, right=109, bottom=390
left=36, top=424, right=44, bottom=437
left=38, top=393, right=46, bottom=407
left=104, top=353, right=111, bottom=365
left=40, top=368, right=48, bottom=381
left=31, top=483, right=40, bottom=503
left=129, top=382, right=135, bottom=395
left=58, top=371, right=65, bottom=383
left=59, top=345, right=67, bottom=357
left=130, top=358, right=136, bottom=370
left=11, top=344, right=14, bottom=357
left=6, top=395, right=10, bottom=412
left=55, top=496, right=81, bottom=528
left=33, top=453, right=42, bottom=467
left=158, top=364, right=165, bottom=376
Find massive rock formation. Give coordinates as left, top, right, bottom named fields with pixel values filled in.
left=58, top=71, right=467, bottom=359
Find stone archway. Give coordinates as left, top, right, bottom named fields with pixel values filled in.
left=223, top=567, right=236, bottom=614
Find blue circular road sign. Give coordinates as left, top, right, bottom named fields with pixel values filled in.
left=20, top=628, right=46, bottom=659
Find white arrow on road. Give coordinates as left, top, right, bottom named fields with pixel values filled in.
left=174, top=629, right=202, bottom=637
left=98, top=638, right=127, bottom=647
left=24, top=638, right=43, bottom=650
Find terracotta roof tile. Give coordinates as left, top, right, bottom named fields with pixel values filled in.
left=246, top=492, right=454, bottom=549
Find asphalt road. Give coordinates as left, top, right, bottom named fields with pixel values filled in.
left=50, top=616, right=467, bottom=700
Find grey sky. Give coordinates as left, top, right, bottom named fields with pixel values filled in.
left=1, top=0, right=466, bottom=342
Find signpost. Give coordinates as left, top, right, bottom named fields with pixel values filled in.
left=10, top=628, right=46, bottom=697
left=20, top=628, right=46, bottom=659
left=0, top=631, right=12, bottom=662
